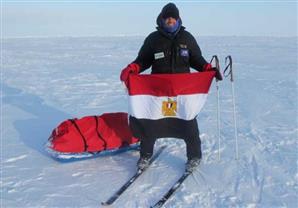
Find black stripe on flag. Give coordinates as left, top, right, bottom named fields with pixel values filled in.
left=129, top=116, right=199, bottom=139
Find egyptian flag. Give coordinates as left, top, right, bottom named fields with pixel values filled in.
left=128, top=71, right=216, bottom=139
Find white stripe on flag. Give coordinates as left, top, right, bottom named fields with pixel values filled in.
left=128, top=94, right=208, bottom=120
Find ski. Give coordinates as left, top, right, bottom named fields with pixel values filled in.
left=101, top=145, right=166, bottom=206
left=151, top=170, right=193, bottom=208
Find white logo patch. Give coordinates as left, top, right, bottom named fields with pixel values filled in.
left=154, top=52, right=165, bottom=60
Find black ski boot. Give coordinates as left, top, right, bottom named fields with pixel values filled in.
left=137, top=156, right=151, bottom=170
left=185, top=158, right=201, bottom=173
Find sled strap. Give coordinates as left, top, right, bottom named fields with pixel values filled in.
left=69, top=119, right=88, bottom=151
left=121, top=141, right=129, bottom=147
left=94, top=116, right=107, bottom=150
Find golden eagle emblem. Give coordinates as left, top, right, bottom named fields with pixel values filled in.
left=162, top=98, right=177, bottom=116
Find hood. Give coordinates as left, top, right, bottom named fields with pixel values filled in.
left=156, top=3, right=183, bottom=28
left=156, top=3, right=185, bottom=37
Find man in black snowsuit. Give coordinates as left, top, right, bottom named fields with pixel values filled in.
left=120, top=3, right=222, bottom=172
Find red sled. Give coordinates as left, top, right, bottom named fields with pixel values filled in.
left=45, top=112, right=139, bottom=160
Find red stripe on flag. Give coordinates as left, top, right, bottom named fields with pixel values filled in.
left=128, top=72, right=215, bottom=96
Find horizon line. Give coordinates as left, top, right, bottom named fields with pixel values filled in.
left=2, top=34, right=297, bottom=40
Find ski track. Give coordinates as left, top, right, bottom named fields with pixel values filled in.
left=2, top=36, right=297, bottom=208
left=4, top=154, right=28, bottom=163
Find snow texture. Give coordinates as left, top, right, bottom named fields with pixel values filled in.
left=1, top=36, right=297, bottom=207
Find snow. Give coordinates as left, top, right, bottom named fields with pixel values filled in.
left=1, top=36, right=297, bottom=207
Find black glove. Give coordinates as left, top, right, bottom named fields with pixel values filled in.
left=212, top=67, right=223, bottom=81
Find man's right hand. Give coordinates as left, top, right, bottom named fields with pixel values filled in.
left=120, top=63, right=140, bottom=85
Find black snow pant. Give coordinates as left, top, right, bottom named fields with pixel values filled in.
left=140, top=135, right=202, bottom=160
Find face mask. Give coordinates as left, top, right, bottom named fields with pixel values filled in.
left=162, top=18, right=181, bottom=33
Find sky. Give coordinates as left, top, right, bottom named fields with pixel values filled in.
left=1, top=0, right=297, bottom=38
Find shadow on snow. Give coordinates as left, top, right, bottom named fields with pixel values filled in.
left=2, top=83, right=70, bottom=157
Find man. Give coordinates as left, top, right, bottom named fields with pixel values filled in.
left=120, top=3, right=222, bottom=172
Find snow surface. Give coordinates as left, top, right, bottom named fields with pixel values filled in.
left=1, top=36, right=297, bottom=207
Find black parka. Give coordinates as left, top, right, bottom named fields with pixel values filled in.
left=133, top=14, right=208, bottom=74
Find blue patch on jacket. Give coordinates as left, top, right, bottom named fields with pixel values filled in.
left=180, top=49, right=189, bottom=57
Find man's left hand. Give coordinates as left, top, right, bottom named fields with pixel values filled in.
left=203, top=63, right=223, bottom=81
left=212, top=67, right=223, bottom=81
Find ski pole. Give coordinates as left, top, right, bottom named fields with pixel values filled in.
left=210, top=55, right=221, bottom=161
left=224, top=55, right=239, bottom=160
